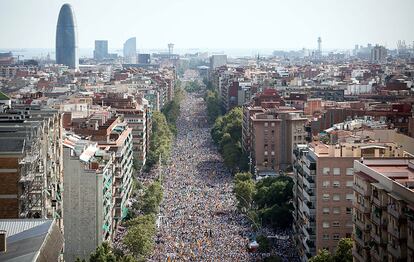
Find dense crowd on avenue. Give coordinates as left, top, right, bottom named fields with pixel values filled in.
left=149, top=93, right=251, bottom=261
left=148, top=92, right=299, bottom=261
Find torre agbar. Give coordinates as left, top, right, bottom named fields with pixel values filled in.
left=56, top=3, right=78, bottom=69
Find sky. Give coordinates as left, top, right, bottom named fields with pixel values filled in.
left=0, top=0, right=413, bottom=50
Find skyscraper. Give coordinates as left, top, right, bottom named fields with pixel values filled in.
left=94, top=40, right=108, bottom=60
left=370, top=45, right=387, bottom=63
left=123, top=37, right=137, bottom=64
left=56, top=4, right=78, bottom=69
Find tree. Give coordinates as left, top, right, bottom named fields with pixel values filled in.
left=234, top=179, right=255, bottom=210
left=222, top=142, right=242, bottom=170
left=257, top=235, right=271, bottom=253
left=309, top=238, right=353, bottom=262
left=203, top=78, right=214, bottom=91
left=332, top=238, right=353, bottom=262
left=309, top=249, right=333, bottom=262
left=260, top=203, right=293, bottom=229
left=234, top=172, right=253, bottom=182
left=205, top=90, right=221, bottom=122
left=124, top=214, right=156, bottom=258
left=184, top=80, right=202, bottom=92
left=88, top=242, right=116, bottom=262
left=211, top=107, right=244, bottom=170
left=146, top=111, right=173, bottom=168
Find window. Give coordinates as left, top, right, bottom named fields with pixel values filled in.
left=322, top=181, right=330, bottom=188
left=323, top=222, right=330, bottom=228
left=346, top=207, right=352, bottom=214
left=333, top=233, right=340, bottom=240
left=271, top=122, right=275, bottom=127
left=346, top=181, right=353, bottom=187
left=333, top=207, right=340, bottom=214
left=346, top=168, right=354, bottom=176
left=333, top=181, right=340, bottom=188
left=264, top=122, right=268, bottom=127
left=323, top=168, right=330, bottom=175
left=323, top=207, right=330, bottom=214
left=333, top=194, right=340, bottom=201
left=333, top=168, right=340, bottom=175
left=323, top=194, right=330, bottom=201
left=346, top=194, right=354, bottom=201
left=332, top=221, right=340, bottom=227
left=323, top=234, right=330, bottom=240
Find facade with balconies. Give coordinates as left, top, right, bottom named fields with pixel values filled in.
left=63, top=136, right=116, bottom=262
left=353, top=159, right=414, bottom=262
left=0, top=106, right=63, bottom=229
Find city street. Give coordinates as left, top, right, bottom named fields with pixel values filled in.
left=150, top=92, right=252, bottom=261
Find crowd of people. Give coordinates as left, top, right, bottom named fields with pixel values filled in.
left=138, top=91, right=300, bottom=261
left=150, top=93, right=252, bottom=261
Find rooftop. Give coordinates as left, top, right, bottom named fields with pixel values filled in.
left=367, top=160, right=414, bottom=190
left=0, top=138, right=25, bottom=155
left=0, top=219, right=63, bottom=262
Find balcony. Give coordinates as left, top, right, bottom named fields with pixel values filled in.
left=355, top=201, right=370, bottom=214
left=370, top=249, right=380, bottom=262
left=388, top=225, right=407, bottom=240
left=302, top=174, right=310, bottom=189
left=303, top=189, right=310, bottom=202
left=408, top=218, right=414, bottom=230
left=371, top=230, right=387, bottom=246
left=352, top=249, right=365, bottom=262
left=408, top=235, right=414, bottom=250
left=370, top=248, right=388, bottom=262
left=371, top=211, right=381, bottom=225
left=354, top=231, right=368, bottom=248
left=387, top=244, right=407, bottom=260
left=354, top=217, right=365, bottom=230
left=353, top=183, right=370, bottom=197
left=302, top=202, right=310, bottom=216
left=388, top=205, right=406, bottom=222
left=372, top=196, right=386, bottom=209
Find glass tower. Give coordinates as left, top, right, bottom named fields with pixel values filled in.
left=56, top=4, right=78, bottom=69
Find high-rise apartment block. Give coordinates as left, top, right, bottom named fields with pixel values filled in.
left=94, top=40, right=109, bottom=61
left=209, top=54, right=227, bottom=69
left=0, top=106, right=63, bottom=228
left=371, top=45, right=387, bottom=63
left=62, top=116, right=134, bottom=261
left=63, top=136, right=114, bottom=261
left=242, top=101, right=307, bottom=175
left=292, top=124, right=414, bottom=260
left=93, top=93, right=151, bottom=170
left=352, top=158, right=414, bottom=262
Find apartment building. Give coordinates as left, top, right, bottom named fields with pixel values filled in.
left=353, top=158, right=414, bottom=262
left=292, top=130, right=413, bottom=260
left=63, top=136, right=116, bottom=262
left=249, top=108, right=307, bottom=175
left=242, top=89, right=286, bottom=153
left=64, top=114, right=134, bottom=223
left=0, top=105, right=63, bottom=228
left=116, top=98, right=151, bottom=169
left=94, top=93, right=150, bottom=170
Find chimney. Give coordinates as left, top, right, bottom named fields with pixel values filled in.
left=0, top=230, right=6, bottom=252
